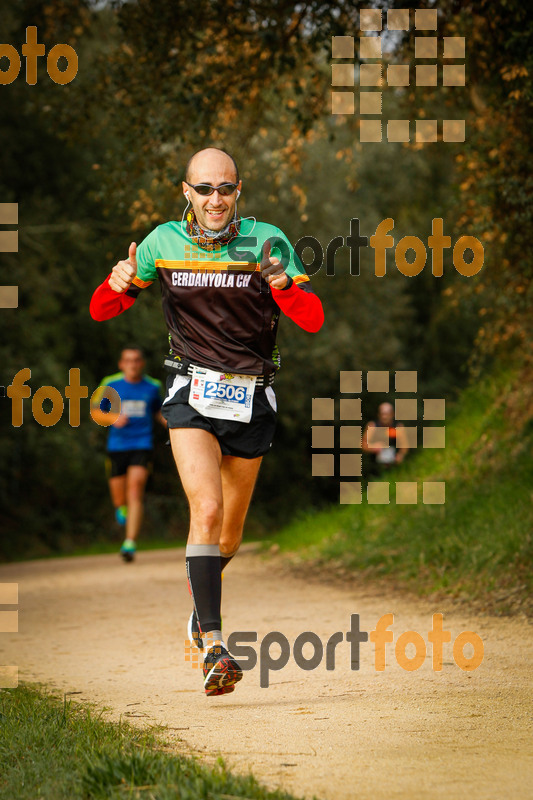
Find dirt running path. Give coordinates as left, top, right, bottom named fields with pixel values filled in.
left=1, top=547, right=531, bottom=799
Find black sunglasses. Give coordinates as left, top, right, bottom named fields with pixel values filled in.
left=186, top=182, right=238, bottom=196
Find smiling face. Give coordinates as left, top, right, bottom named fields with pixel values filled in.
left=183, top=148, right=241, bottom=231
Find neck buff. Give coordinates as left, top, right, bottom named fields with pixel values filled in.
left=185, top=209, right=241, bottom=251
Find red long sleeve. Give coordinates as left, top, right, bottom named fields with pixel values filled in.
left=90, top=274, right=137, bottom=321
left=271, top=282, right=324, bottom=332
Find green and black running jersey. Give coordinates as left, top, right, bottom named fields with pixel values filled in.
left=125, top=219, right=311, bottom=375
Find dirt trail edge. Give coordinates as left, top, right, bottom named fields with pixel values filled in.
left=1, top=546, right=531, bottom=800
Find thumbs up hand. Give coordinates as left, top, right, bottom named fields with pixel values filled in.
left=109, top=242, right=138, bottom=293
left=260, top=241, right=288, bottom=289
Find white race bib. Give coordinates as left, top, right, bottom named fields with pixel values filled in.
left=376, top=446, right=396, bottom=465
left=121, top=400, right=147, bottom=418
left=188, top=366, right=256, bottom=423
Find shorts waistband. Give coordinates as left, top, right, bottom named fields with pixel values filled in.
left=163, top=356, right=275, bottom=388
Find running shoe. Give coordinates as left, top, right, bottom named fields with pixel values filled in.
left=120, top=539, right=136, bottom=563
left=203, top=644, right=243, bottom=696
left=115, top=505, right=128, bottom=526
left=187, top=609, right=204, bottom=651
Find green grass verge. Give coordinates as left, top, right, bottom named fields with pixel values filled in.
left=268, top=365, right=533, bottom=615
left=0, top=685, right=309, bottom=800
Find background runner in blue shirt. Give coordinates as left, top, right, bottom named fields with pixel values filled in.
left=91, top=347, right=166, bottom=561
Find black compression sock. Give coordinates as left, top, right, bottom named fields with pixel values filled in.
left=220, top=551, right=237, bottom=571
left=185, top=544, right=222, bottom=634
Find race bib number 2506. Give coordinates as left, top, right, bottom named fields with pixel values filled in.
left=188, top=366, right=256, bottom=423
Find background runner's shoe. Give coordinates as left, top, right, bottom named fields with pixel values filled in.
left=120, top=539, right=136, bottom=562
left=115, top=505, right=128, bottom=526
left=203, top=645, right=243, bottom=696
left=187, top=610, right=204, bottom=650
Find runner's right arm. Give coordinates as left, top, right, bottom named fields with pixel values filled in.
left=90, top=242, right=147, bottom=321
left=91, top=234, right=159, bottom=321
left=90, top=276, right=137, bottom=321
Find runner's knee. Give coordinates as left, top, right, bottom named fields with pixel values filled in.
left=126, top=481, right=147, bottom=502
left=191, top=496, right=223, bottom=532
left=219, top=534, right=242, bottom=555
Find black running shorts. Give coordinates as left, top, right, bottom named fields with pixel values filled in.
left=161, top=374, right=277, bottom=459
left=105, top=449, right=153, bottom=478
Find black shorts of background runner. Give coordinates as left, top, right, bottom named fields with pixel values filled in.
left=105, top=449, right=153, bottom=478
left=162, top=375, right=277, bottom=459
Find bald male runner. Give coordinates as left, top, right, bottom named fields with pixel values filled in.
left=90, top=148, right=324, bottom=695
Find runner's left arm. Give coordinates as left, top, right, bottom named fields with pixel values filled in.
left=266, top=228, right=324, bottom=333
left=270, top=281, right=324, bottom=333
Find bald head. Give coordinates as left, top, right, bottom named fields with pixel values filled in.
left=377, top=402, right=394, bottom=424
left=185, top=148, right=239, bottom=184
left=182, top=148, right=242, bottom=231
